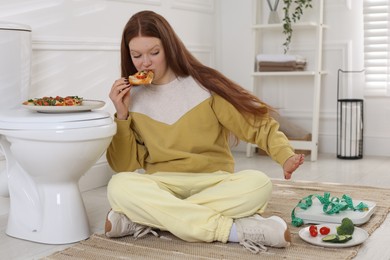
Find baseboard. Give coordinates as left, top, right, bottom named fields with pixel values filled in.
left=236, top=135, right=390, bottom=157
left=361, top=136, right=390, bottom=157
left=79, top=161, right=113, bottom=192
left=0, top=159, right=113, bottom=216
left=319, top=134, right=390, bottom=157
left=231, top=142, right=247, bottom=152
left=0, top=196, right=9, bottom=215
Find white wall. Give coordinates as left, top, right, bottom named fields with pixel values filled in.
left=217, top=0, right=390, bottom=157
left=0, top=0, right=217, bottom=194
left=1, top=0, right=216, bottom=111
left=0, top=0, right=389, bottom=198
left=215, top=0, right=252, bottom=88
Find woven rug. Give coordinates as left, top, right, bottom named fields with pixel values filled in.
left=44, top=180, right=390, bottom=260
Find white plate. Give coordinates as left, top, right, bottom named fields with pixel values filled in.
left=299, top=223, right=369, bottom=248
left=22, top=100, right=105, bottom=113
left=295, top=199, right=376, bottom=225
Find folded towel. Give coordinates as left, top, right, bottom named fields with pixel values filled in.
left=295, top=56, right=307, bottom=63
left=258, top=60, right=307, bottom=72
left=258, top=61, right=298, bottom=67
left=258, top=66, right=296, bottom=72
left=256, top=54, right=306, bottom=63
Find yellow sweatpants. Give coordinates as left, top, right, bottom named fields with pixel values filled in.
left=107, top=169, right=272, bottom=243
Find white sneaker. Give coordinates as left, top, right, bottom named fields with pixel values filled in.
left=235, top=214, right=291, bottom=253
left=105, top=210, right=158, bottom=238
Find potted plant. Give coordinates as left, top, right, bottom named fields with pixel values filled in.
left=267, top=0, right=280, bottom=23
left=281, top=0, right=313, bottom=53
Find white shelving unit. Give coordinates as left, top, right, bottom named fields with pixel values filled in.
left=246, top=0, right=326, bottom=161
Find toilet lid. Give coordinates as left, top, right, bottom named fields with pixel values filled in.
left=0, top=22, right=31, bottom=31
left=0, top=109, right=114, bottom=130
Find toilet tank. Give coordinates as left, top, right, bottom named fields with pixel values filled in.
left=0, top=22, right=31, bottom=110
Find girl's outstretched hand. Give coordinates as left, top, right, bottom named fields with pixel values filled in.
left=283, top=154, right=305, bottom=180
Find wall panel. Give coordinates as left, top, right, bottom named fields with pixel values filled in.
left=0, top=0, right=217, bottom=192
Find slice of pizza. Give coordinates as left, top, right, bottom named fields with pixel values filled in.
left=23, top=96, right=83, bottom=106
left=128, top=70, right=154, bottom=85
left=63, top=96, right=83, bottom=106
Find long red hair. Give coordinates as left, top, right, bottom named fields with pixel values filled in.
left=120, top=11, right=271, bottom=121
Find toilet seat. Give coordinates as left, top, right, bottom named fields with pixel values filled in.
left=0, top=108, right=116, bottom=244
left=0, top=109, right=113, bottom=130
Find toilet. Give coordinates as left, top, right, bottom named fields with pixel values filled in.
left=0, top=22, right=116, bottom=244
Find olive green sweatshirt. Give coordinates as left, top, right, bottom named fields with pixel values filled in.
left=106, top=76, right=294, bottom=174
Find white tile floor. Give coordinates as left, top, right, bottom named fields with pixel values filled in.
left=1, top=152, right=389, bottom=259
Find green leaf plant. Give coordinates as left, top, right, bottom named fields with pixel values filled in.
left=282, top=0, right=312, bottom=54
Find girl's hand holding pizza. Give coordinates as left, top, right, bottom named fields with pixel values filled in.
left=109, top=71, right=154, bottom=120
left=109, top=78, right=131, bottom=120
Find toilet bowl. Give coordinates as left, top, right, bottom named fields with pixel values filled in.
left=0, top=109, right=116, bottom=244
left=0, top=21, right=117, bottom=244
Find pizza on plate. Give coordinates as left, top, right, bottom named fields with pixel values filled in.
left=23, top=96, right=83, bottom=106
left=128, top=70, right=154, bottom=85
